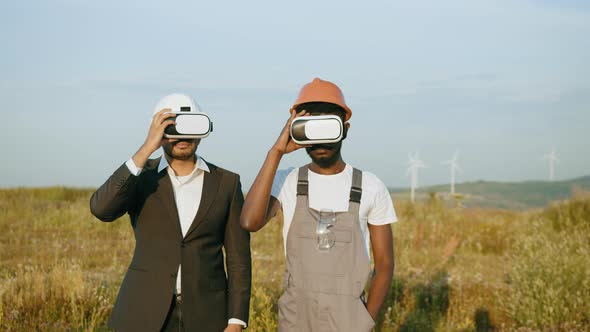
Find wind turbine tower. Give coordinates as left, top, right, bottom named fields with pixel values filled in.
left=441, top=150, right=462, bottom=195
left=407, top=152, right=427, bottom=203
left=543, top=148, right=559, bottom=181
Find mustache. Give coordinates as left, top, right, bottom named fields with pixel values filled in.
left=171, top=139, right=194, bottom=145
left=307, top=143, right=338, bottom=151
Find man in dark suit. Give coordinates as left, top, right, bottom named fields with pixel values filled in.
left=90, top=94, right=251, bottom=332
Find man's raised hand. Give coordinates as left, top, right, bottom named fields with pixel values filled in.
left=271, top=109, right=310, bottom=155
left=132, top=108, right=176, bottom=169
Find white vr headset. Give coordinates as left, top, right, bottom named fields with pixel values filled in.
left=164, top=111, right=212, bottom=139
left=153, top=93, right=213, bottom=139
left=290, top=115, right=344, bottom=145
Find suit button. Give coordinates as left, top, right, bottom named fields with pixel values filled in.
left=181, top=243, right=186, bottom=248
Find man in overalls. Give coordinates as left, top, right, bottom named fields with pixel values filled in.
left=241, top=78, right=397, bottom=331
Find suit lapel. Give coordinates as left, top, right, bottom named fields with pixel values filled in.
left=184, top=164, right=220, bottom=239
left=154, top=167, right=183, bottom=240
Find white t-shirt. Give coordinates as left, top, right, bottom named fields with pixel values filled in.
left=271, top=164, right=397, bottom=260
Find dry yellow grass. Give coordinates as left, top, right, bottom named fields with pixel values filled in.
left=1, top=187, right=589, bottom=331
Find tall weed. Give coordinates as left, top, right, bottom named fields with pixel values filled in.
left=500, top=199, right=590, bottom=331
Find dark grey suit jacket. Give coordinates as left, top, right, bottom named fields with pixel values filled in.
left=90, top=158, right=251, bottom=332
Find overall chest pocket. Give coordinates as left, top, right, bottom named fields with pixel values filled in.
left=295, top=221, right=354, bottom=277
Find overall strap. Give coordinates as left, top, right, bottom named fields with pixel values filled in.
left=296, top=166, right=309, bottom=196
left=349, top=168, right=363, bottom=203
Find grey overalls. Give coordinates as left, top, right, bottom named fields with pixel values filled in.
left=278, top=166, right=376, bottom=332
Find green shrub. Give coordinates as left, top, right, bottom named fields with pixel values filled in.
left=500, top=211, right=590, bottom=330
left=0, top=264, right=114, bottom=331
left=543, top=196, right=590, bottom=231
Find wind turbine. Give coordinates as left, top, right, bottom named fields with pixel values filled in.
left=543, top=148, right=559, bottom=181
left=441, top=150, right=462, bottom=195
left=406, top=152, right=427, bottom=203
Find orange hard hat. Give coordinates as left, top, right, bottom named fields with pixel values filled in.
left=292, top=78, right=352, bottom=121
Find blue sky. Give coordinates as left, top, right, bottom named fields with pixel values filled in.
left=1, top=0, right=589, bottom=189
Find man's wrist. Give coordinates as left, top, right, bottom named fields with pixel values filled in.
left=227, top=318, right=248, bottom=331
left=228, top=318, right=246, bottom=328
left=139, top=143, right=157, bottom=158
left=268, top=147, right=284, bottom=159
left=125, top=159, right=142, bottom=176
left=132, top=144, right=154, bottom=169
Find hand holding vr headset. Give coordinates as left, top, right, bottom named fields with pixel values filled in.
left=133, top=94, right=213, bottom=169
left=272, top=108, right=347, bottom=158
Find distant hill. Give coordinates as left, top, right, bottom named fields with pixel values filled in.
left=390, top=175, right=590, bottom=210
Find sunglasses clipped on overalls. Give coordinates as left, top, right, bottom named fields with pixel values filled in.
left=278, top=166, right=376, bottom=332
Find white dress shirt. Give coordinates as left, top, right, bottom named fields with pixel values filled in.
left=126, top=155, right=246, bottom=328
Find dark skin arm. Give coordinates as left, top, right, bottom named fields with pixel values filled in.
left=240, top=109, right=309, bottom=232
left=366, top=223, right=394, bottom=320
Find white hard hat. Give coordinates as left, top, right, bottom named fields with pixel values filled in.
left=153, top=93, right=203, bottom=116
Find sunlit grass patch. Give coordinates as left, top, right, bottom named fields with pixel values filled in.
left=1, top=188, right=589, bottom=331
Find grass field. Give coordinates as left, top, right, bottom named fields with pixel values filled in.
left=1, top=187, right=589, bottom=331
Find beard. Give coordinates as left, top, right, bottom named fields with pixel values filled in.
left=305, top=142, right=342, bottom=168
left=162, top=139, right=199, bottom=161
